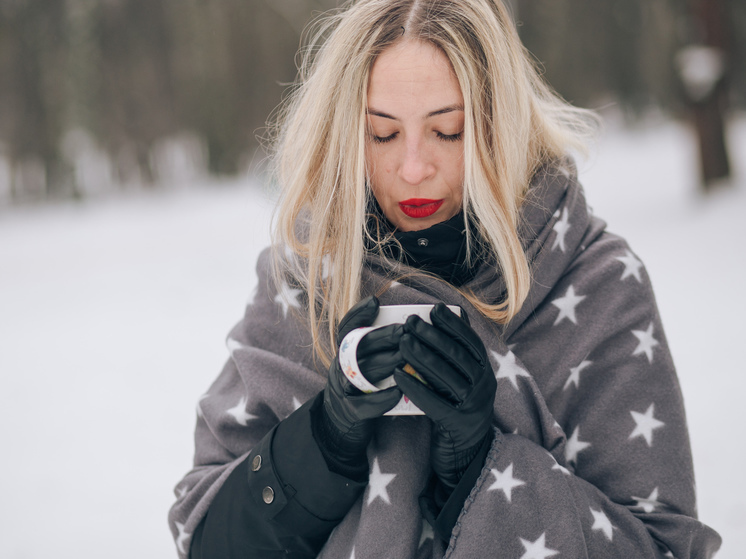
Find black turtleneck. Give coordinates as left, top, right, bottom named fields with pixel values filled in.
left=368, top=206, right=480, bottom=287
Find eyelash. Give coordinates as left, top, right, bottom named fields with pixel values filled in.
left=371, top=133, right=397, bottom=144
left=437, top=131, right=463, bottom=142
left=370, top=131, right=463, bottom=144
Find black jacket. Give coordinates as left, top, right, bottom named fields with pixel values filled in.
left=190, top=214, right=487, bottom=558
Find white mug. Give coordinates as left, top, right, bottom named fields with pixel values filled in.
left=339, top=304, right=461, bottom=415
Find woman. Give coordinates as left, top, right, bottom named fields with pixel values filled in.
left=169, top=0, right=721, bottom=557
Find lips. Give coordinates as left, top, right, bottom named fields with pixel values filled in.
left=399, top=198, right=444, bottom=219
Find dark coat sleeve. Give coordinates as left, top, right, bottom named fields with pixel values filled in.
left=418, top=431, right=493, bottom=541
left=191, top=394, right=367, bottom=558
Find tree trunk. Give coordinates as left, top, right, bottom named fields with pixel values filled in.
left=687, top=0, right=732, bottom=191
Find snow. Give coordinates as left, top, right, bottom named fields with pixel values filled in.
left=1, top=115, right=744, bottom=557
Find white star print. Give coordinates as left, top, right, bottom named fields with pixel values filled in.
left=226, top=396, right=257, bottom=426
left=389, top=280, right=403, bottom=289
left=367, top=457, right=396, bottom=505
left=616, top=250, right=644, bottom=282
left=274, top=281, right=302, bottom=318
left=565, top=426, right=591, bottom=466
left=551, top=285, right=586, bottom=326
left=245, top=287, right=257, bottom=307
left=519, top=532, right=559, bottom=559
left=564, top=359, right=592, bottom=390
left=349, top=548, right=355, bottom=559
left=632, top=487, right=661, bottom=513
left=291, top=396, right=302, bottom=411
left=632, top=322, right=659, bottom=363
left=487, top=463, right=526, bottom=502
left=552, top=460, right=571, bottom=475
left=175, top=485, right=188, bottom=499
left=226, top=337, right=247, bottom=354
left=552, top=207, right=571, bottom=252
left=547, top=451, right=572, bottom=475
left=175, top=521, right=191, bottom=555
left=283, top=243, right=295, bottom=260
left=321, top=254, right=333, bottom=280
left=590, top=507, right=614, bottom=541
left=491, top=350, right=531, bottom=390
left=629, top=403, right=665, bottom=446
left=419, top=518, right=434, bottom=548
left=196, top=394, right=208, bottom=418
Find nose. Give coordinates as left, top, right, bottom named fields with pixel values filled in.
left=398, top=137, right=435, bottom=186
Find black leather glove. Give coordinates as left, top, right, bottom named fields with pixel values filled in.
left=317, top=296, right=404, bottom=469
left=395, top=303, right=496, bottom=489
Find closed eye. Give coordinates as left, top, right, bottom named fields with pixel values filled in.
left=369, top=130, right=462, bottom=143
left=371, top=132, right=398, bottom=144
left=436, top=131, right=462, bottom=142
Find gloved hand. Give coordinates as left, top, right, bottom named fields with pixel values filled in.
left=318, top=295, right=404, bottom=467
left=394, top=303, right=496, bottom=489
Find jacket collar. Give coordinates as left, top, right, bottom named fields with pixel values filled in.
left=366, top=201, right=480, bottom=286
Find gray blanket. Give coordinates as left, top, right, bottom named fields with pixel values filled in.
left=169, top=163, right=721, bottom=558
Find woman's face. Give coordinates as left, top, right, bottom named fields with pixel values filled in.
left=365, top=40, right=465, bottom=232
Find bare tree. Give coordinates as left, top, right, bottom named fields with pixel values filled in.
left=677, top=0, right=732, bottom=190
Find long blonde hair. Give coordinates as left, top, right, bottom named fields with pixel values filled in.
left=269, top=0, right=597, bottom=367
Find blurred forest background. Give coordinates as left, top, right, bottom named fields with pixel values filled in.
left=0, top=0, right=743, bottom=204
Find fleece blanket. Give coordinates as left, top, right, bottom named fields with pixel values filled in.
left=169, top=162, right=721, bottom=558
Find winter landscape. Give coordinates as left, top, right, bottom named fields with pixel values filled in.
left=1, top=115, right=744, bottom=558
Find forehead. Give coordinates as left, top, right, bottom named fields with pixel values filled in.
left=367, top=40, right=463, bottom=115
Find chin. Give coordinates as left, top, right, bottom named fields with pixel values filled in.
left=397, top=216, right=439, bottom=232
left=402, top=208, right=460, bottom=231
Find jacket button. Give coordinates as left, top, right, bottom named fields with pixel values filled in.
left=417, top=238, right=429, bottom=247
left=262, top=486, right=275, bottom=504
left=251, top=455, right=262, bottom=472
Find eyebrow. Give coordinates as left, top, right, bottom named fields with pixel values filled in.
left=366, top=104, right=464, bottom=120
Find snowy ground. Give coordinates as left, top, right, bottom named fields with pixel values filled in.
left=0, top=115, right=744, bottom=558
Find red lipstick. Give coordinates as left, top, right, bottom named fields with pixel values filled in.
left=399, top=198, right=444, bottom=218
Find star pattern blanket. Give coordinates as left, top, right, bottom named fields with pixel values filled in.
left=169, top=162, right=721, bottom=558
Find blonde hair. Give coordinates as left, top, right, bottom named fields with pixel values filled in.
left=269, top=0, right=598, bottom=367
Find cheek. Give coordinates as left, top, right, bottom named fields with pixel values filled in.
left=444, top=153, right=465, bottom=191
left=371, top=177, right=394, bottom=205
left=367, top=152, right=394, bottom=195
left=372, top=152, right=394, bottom=176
